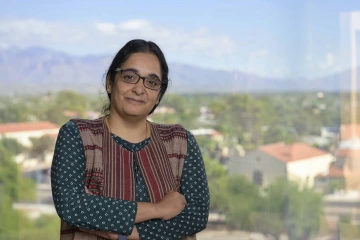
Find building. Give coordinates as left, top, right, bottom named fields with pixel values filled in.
left=190, top=128, right=224, bottom=143
left=227, top=142, right=334, bottom=188
left=0, top=121, right=60, bottom=147
left=321, top=126, right=340, bottom=139
left=314, top=165, right=345, bottom=194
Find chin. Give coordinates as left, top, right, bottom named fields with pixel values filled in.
left=124, top=110, right=148, bottom=118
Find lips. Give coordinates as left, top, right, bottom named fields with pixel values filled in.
left=126, top=97, right=144, bottom=104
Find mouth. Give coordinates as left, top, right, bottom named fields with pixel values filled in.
left=126, top=97, right=145, bottom=104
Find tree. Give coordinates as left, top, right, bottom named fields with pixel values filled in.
left=28, top=136, right=54, bottom=160
left=0, top=97, right=31, bottom=123
left=43, top=90, right=87, bottom=125
left=0, top=137, right=27, bottom=155
left=202, top=155, right=228, bottom=212
left=0, top=143, right=20, bottom=238
left=223, top=175, right=262, bottom=230
left=0, top=140, right=41, bottom=239
left=262, top=178, right=323, bottom=240
left=250, top=212, right=284, bottom=240
left=0, top=144, right=20, bottom=202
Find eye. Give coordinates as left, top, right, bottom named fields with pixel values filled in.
left=121, top=72, right=137, bottom=82
left=147, top=78, right=161, bottom=87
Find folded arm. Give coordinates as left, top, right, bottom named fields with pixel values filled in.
left=136, top=131, right=210, bottom=239
left=51, top=122, right=185, bottom=237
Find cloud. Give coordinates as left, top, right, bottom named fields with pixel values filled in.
left=95, top=23, right=116, bottom=34
left=118, top=19, right=150, bottom=31
left=0, top=18, right=238, bottom=63
left=249, top=49, right=268, bottom=58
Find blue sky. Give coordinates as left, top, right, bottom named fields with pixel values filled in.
left=1, top=0, right=360, bottom=78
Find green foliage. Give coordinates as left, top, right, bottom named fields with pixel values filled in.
left=17, top=214, right=60, bottom=240
left=0, top=144, right=20, bottom=202
left=29, top=136, right=54, bottom=159
left=18, top=177, right=37, bottom=202
left=0, top=142, right=37, bottom=239
left=262, top=178, right=323, bottom=240
left=251, top=212, right=284, bottom=239
left=0, top=97, right=31, bottom=123
left=0, top=91, right=343, bottom=151
left=42, top=91, right=88, bottom=125
left=339, top=222, right=360, bottom=240
left=0, top=138, right=27, bottom=155
left=0, top=195, right=20, bottom=239
left=327, top=179, right=345, bottom=193
left=203, top=155, right=228, bottom=211
left=151, top=94, right=200, bottom=129
left=223, top=176, right=262, bottom=230
left=207, top=173, right=324, bottom=239
left=0, top=211, right=61, bottom=240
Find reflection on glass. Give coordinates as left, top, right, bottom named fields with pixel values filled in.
left=2, top=1, right=360, bottom=240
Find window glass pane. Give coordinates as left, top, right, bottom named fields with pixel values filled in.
left=1, top=1, right=360, bottom=239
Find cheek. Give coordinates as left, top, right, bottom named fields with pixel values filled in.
left=151, top=92, right=161, bottom=103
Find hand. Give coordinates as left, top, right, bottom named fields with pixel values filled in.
left=155, top=190, right=187, bottom=220
left=79, top=228, right=118, bottom=240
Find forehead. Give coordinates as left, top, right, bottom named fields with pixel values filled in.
left=121, top=53, right=161, bottom=75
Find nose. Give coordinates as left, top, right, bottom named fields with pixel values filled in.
left=132, top=77, right=146, bottom=95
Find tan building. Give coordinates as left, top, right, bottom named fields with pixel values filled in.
left=227, top=142, right=334, bottom=188
left=0, top=121, right=60, bottom=147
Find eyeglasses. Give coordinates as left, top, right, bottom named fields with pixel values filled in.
left=114, top=68, right=163, bottom=90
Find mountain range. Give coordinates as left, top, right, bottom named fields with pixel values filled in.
left=0, top=46, right=353, bottom=96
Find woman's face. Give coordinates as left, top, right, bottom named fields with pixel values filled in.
left=107, top=52, right=161, bottom=119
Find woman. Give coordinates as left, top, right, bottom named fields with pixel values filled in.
left=51, top=39, right=210, bottom=240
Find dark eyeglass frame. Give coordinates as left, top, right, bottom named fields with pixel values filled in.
left=114, top=68, right=163, bottom=90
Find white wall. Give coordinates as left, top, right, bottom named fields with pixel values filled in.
left=227, top=150, right=287, bottom=187
left=1, top=129, right=59, bottom=147
left=287, top=154, right=334, bottom=188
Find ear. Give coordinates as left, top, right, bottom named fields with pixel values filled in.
left=106, top=75, right=112, bottom=93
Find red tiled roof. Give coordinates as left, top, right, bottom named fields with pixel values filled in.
left=340, top=124, right=360, bottom=140
left=0, top=121, right=59, bottom=134
left=316, top=166, right=344, bottom=178
left=259, top=142, right=329, bottom=163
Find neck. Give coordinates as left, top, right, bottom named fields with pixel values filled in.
left=106, top=114, right=149, bottom=143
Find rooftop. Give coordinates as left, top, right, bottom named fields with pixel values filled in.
left=0, top=121, right=59, bottom=134
left=316, top=166, right=344, bottom=178
left=260, top=142, right=330, bottom=163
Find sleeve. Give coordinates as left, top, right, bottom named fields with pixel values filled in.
left=51, top=121, right=137, bottom=235
left=136, top=131, right=210, bottom=240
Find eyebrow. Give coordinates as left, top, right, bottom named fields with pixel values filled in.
left=123, top=68, right=161, bottom=80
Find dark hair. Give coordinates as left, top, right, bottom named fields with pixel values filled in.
left=102, top=39, right=169, bottom=115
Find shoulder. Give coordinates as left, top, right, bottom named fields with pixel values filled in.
left=70, top=117, right=104, bottom=132
left=59, top=120, right=79, bottom=134
left=70, top=117, right=104, bottom=127
left=150, top=122, right=186, bottom=132
left=150, top=122, right=188, bottom=138
left=149, top=122, right=197, bottom=141
left=185, top=130, right=196, bottom=142
left=56, top=121, right=83, bottom=142
left=150, top=122, right=185, bottom=130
